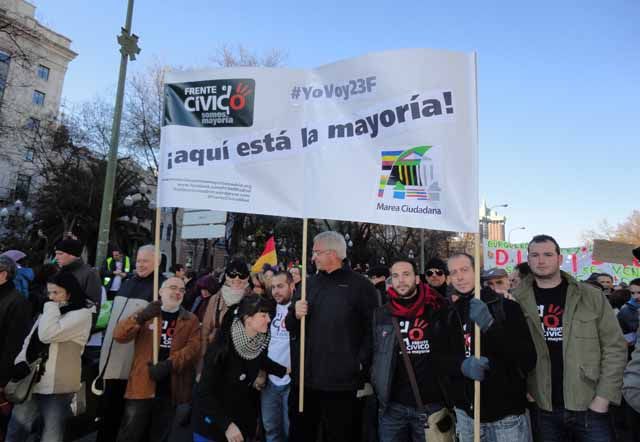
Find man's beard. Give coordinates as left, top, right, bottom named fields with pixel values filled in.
left=397, top=285, right=418, bottom=299
left=162, top=297, right=181, bottom=312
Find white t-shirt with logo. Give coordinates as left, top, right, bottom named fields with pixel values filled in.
left=268, top=303, right=291, bottom=386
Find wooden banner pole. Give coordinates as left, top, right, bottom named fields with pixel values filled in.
left=152, top=206, right=162, bottom=364
left=474, top=232, right=481, bottom=442
left=298, top=218, right=309, bottom=412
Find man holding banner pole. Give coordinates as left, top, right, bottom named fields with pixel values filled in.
left=448, top=252, right=536, bottom=442
left=285, top=231, right=377, bottom=442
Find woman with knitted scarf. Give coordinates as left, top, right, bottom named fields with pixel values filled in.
left=193, top=294, right=288, bottom=442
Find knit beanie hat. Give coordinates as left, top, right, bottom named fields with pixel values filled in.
left=425, top=257, right=449, bottom=276
left=55, top=239, right=83, bottom=257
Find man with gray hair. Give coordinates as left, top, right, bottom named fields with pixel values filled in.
left=96, top=245, right=165, bottom=442
left=0, top=256, right=31, bottom=434
left=286, top=231, right=377, bottom=442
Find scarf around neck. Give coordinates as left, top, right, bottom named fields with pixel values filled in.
left=221, top=285, right=245, bottom=307
left=386, top=283, right=444, bottom=318
left=231, top=317, right=270, bottom=360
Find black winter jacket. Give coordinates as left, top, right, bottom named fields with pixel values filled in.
left=285, top=265, right=377, bottom=391
left=371, top=296, right=464, bottom=411
left=193, top=314, right=286, bottom=440
left=618, top=302, right=640, bottom=336
left=116, top=272, right=161, bottom=302
left=0, top=281, right=32, bottom=386
left=452, top=288, right=537, bottom=422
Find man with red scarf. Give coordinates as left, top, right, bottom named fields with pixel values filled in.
left=371, top=258, right=464, bottom=441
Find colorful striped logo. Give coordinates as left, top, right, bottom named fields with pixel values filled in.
left=378, top=145, right=438, bottom=201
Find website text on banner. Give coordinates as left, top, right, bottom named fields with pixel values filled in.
left=484, top=240, right=640, bottom=284
left=158, top=48, right=478, bottom=233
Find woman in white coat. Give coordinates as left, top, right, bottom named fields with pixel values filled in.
left=6, top=271, right=92, bottom=442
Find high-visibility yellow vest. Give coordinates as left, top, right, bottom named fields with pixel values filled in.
left=102, top=256, right=131, bottom=286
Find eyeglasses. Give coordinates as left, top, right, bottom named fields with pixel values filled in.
left=312, top=249, right=332, bottom=257
left=166, top=285, right=186, bottom=293
left=426, top=270, right=444, bottom=277
left=226, top=271, right=249, bottom=279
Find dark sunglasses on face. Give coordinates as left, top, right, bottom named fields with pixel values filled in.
left=426, top=270, right=444, bottom=277
left=226, top=271, right=249, bottom=279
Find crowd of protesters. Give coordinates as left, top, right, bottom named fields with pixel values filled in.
left=1, top=232, right=640, bottom=442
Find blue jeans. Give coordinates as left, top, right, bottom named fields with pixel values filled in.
left=379, top=401, right=442, bottom=442
left=455, top=408, right=529, bottom=442
left=261, top=380, right=290, bottom=442
left=535, top=407, right=612, bottom=442
left=6, top=393, right=72, bottom=442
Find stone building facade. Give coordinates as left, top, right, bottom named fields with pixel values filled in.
left=0, top=0, right=76, bottom=204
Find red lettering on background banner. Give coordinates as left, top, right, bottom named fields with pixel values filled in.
left=496, top=249, right=509, bottom=266
left=516, top=249, right=523, bottom=264
left=571, top=254, right=578, bottom=273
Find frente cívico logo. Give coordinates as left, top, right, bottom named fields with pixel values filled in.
left=376, top=145, right=442, bottom=215
left=164, top=79, right=255, bottom=128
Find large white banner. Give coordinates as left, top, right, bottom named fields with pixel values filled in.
left=159, top=49, right=478, bottom=232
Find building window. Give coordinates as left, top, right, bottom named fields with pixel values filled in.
left=14, top=174, right=31, bottom=202
left=32, top=90, right=45, bottom=106
left=24, top=148, right=34, bottom=162
left=37, top=65, right=49, bottom=81
left=26, top=117, right=40, bottom=130
left=0, top=51, right=10, bottom=100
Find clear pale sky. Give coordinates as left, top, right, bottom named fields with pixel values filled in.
left=34, top=0, right=639, bottom=247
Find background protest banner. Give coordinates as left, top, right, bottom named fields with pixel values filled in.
left=484, top=240, right=640, bottom=284
left=158, top=48, right=478, bottom=233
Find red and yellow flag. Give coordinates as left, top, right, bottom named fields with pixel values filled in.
left=251, top=236, right=278, bottom=273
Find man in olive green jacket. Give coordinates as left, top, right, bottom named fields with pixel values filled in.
left=512, top=234, right=626, bottom=441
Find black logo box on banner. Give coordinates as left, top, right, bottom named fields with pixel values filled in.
left=164, top=79, right=255, bottom=128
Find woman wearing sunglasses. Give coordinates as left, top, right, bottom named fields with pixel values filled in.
left=199, top=260, right=252, bottom=374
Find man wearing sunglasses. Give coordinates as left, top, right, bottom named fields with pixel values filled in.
left=286, top=231, right=378, bottom=442
left=423, top=258, right=449, bottom=297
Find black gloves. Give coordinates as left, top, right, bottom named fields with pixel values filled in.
left=136, top=301, right=162, bottom=325
left=148, top=359, right=172, bottom=382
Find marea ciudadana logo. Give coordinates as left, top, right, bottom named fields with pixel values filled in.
left=164, top=79, right=255, bottom=128
left=378, top=145, right=441, bottom=202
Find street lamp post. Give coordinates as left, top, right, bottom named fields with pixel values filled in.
left=508, top=226, right=526, bottom=244
left=95, top=0, right=141, bottom=268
